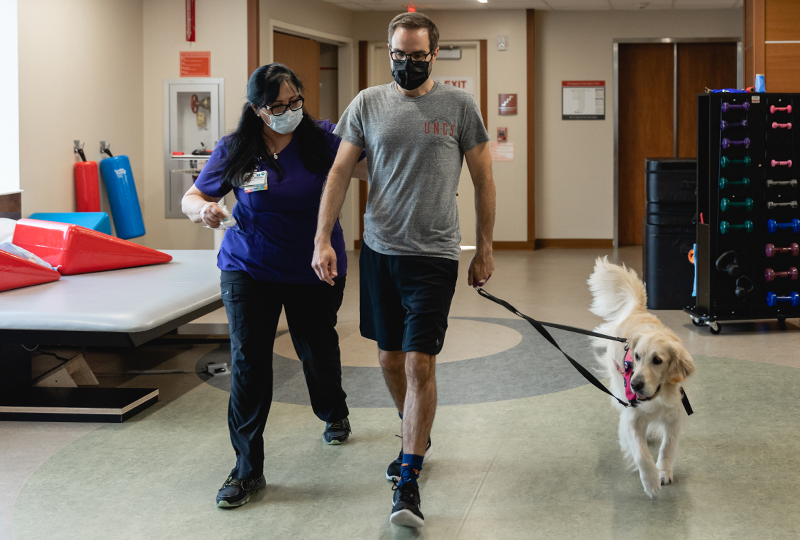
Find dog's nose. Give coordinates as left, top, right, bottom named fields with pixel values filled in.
left=631, top=379, right=644, bottom=393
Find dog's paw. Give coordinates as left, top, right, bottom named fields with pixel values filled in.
left=640, top=465, right=661, bottom=499
left=659, top=468, right=673, bottom=485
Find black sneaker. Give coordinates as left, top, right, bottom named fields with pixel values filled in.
left=385, top=438, right=432, bottom=482
left=390, top=480, right=424, bottom=528
left=216, top=474, right=266, bottom=508
left=323, top=417, right=351, bottom=445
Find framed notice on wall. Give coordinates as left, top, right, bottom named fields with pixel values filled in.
left=562, top=81, right=605, bottom=120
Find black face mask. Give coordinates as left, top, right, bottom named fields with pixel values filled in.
left=392, top=59, right=430, bottom=91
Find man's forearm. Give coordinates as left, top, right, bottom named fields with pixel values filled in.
left=315, top=167, right=352, bottom=245
left=474, top=176, right=496, bottom=253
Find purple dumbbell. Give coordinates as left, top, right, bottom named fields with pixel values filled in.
left=766, top=291, right=800, bottom=307
left=721, top=119, right=748, bottom=131
left=767, top=219, right=800, bottom=234
left=765, top=267, right=799, bottom=282
left=722, top=102, right=750, bottom=113
left=722, top=137, right=751, bottom=149
left=765, top=243, right=800, bottom=257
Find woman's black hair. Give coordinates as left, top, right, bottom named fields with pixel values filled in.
left=220, top=63, right=334, bottom=187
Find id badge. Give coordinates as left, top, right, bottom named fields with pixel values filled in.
left=243, top=170, right=267, bottom=193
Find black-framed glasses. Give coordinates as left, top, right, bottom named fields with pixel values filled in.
left=389, top=48, right=432, bottom=63
left=261, top=97, right=304, bottom=116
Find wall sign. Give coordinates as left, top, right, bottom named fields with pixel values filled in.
left=562, top=81, right=605, bottom=120
left=499, top=94, right=517, bottom=115
left=490, top=142, right=514, bottom=161
left=433, top=77, right=474, bottom=96
left=180, top=51, right=210, bottom=77
left=185, top=0, right=195, bottom=42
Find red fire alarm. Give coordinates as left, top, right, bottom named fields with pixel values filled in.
left=499, top=94, right=517, bottom=115
left=497, top=127, right=507, bottom=142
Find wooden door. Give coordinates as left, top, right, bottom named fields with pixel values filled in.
left=677, top=43, right=737, bottom=157
left=618, top=44, right=674, bottom=246
left=273, top=32, right=320, bottom=118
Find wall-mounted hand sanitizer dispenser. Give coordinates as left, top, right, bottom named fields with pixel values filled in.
left=163, top=78, right=225, bottom=218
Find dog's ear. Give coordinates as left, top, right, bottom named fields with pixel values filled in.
left=667, top=347, right=695, bottom=384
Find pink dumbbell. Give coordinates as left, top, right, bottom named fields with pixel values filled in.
left=773, top=122, right=792, bottom=129
left=765, top=267, right=798, bottom=282
left=770, top=104, right=792, bottom=114
left=765, top=243, right=800, bottom=257
left=771, top=160, right=793, bottom=167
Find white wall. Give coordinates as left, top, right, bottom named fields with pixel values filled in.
left=17, top=0, right=144, bottom=224
left=354, top=10, right=530, bottom=242
left=536, top=9, right=742, bottom=240
left=0, top=0, right=20, bottom=196
left=142, top=0, right=248, bottom=249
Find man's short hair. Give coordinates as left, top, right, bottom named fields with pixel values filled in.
left=387, top=12, right=439, bottom=53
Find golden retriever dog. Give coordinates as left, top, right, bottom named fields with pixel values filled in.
left=588, top=257, right=695, bottom=499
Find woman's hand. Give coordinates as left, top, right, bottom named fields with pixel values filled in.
left=199, top=201, right=228, bottom=228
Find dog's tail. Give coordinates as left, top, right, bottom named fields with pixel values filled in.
left=587, top=256, right=647, bottom=323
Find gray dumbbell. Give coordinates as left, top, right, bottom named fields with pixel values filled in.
left=767, top=200, right=799, bottom=210
left=767, top=179, right=798, bottom=188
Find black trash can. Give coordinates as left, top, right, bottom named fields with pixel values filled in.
left=642, top=158, right=697, bottom=310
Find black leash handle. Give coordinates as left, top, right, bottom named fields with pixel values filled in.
left=476, top=287, right=632, bottom=408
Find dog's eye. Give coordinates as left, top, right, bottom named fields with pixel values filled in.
left=653, top=357, right=662, bottom=365
left=635, top=353, right=640, bottom=361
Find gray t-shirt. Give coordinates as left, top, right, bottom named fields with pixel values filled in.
left=334, top=81, right=490, bottom=260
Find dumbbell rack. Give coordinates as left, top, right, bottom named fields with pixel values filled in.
left=687, top=93, right=800, bottom=333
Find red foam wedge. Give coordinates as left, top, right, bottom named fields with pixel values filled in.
left=12, top=219, right=172, bottom=275
left=0, top=249, right=61, bottom=292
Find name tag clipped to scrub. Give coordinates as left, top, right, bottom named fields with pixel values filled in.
left=243, top=170, right=267, bottom=193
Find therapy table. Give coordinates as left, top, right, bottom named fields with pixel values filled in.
left=0, top=250, right=222, bottom=422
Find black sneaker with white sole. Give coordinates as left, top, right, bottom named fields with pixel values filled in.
left=385, top=438, right=432, bottom=482
left=323, top=417, right=351, bottom=445
left=216, top=474, right=266, bottom=508
left=390, top=480, right=424, bottom=528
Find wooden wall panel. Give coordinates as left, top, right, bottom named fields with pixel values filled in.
left=765, top=44, right=800, bottom=92
left=273, top=32, right=320, bottom=118
left=677, top=43, right=737, bottom=158
left=0, top=193, right=21, bottom=219
left=246, top=0, right=259, bottom=80
left=618, top=44, right=674, bottom=246
left=765, top=0, right=800, bottom=41
left=526, top=9, right=536, bottom=244
left=744, top=0, right=766, bottom=89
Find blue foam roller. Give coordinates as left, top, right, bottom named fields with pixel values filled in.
left=27, top=212, right=112, bottom=236
left=99, top=155, right=145, bottom=239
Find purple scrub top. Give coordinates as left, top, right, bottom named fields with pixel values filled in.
left=194, top=120, right=360, bottom=284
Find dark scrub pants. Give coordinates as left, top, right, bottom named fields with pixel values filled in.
left=221, top=270, right=349, bottom=480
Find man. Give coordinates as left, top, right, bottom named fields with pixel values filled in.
left=312, top=12, right=495, bottom=528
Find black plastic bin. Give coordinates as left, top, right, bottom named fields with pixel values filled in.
left=643, top=158, right=697, bottom=310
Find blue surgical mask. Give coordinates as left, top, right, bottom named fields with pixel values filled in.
left=264, top=107, right=303, bottom=134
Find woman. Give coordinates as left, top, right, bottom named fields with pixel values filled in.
left=182, top=63, right=367, bottom=509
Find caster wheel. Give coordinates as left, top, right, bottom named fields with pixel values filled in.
left=709, top=322, right=722, bottom=334
left=777, top=316, right=786, bottom=325
left=692, top=317, right=704, bottom=327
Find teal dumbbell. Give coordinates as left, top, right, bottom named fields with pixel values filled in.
left=720, top=156, right=752, bottom=168
left=720, top=220, right=754, bottom=234
left=719, top=177, right=750, bottom=190
left=720, top=197, right=754, bottom=211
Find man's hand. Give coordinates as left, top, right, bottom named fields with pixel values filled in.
left=312, top=241, right=338, bottom=286
left=468, top=252, right=494, bottom=288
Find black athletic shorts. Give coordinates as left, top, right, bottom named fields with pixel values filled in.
left=359, top=241, right=459, bottom=356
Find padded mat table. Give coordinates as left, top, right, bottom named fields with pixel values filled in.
left=0, top=250, right=222, bottom=422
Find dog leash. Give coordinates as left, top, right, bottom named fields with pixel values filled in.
left=476, top=288, right=694, bottom=415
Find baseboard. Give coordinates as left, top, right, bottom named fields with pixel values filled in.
left=492, top=241, right=536, bottom=250
left=534, top=238, right=614, bottom=249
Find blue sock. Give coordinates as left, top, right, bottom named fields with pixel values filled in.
left=398, top=453, right=424, bottom=487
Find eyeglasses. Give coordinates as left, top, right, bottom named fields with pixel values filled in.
left=261, top=97, right=304, bottom=117
left=389, top=48, right=432, bottom=63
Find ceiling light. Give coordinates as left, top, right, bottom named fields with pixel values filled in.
left=477, top=0, right=488, bottom=3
